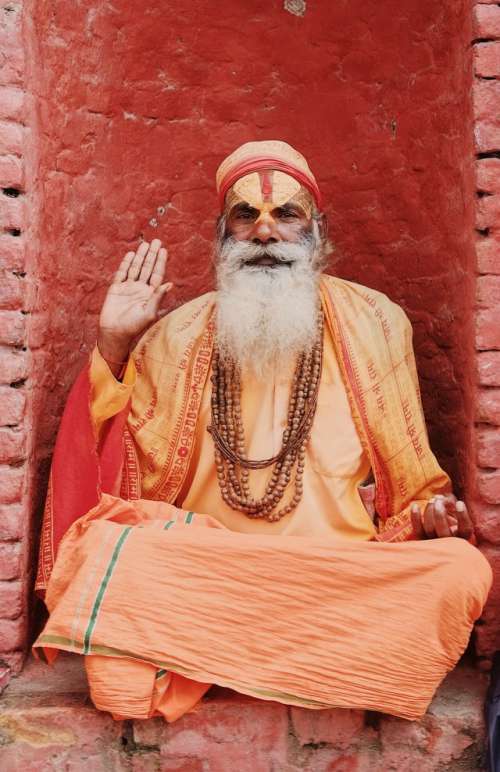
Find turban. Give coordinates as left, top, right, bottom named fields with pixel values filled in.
left=215, top=140, right=322, bottom=211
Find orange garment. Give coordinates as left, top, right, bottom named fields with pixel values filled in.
left=36, top=274, right=451, bottom=599
left=90, top=324, right=376, bottom=539
left=34, top=494, right=492, bottom=722
left=34, top=275, right=479, bottom=724
left=81, top=275, right=450, bottom=543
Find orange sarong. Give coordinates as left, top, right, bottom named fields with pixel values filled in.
left=34, top=495, right=492, bottom=722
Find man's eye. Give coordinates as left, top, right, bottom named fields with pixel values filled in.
left=236, top=210, right=255, bottom=220
left=277, top=209, right=298, bottom=220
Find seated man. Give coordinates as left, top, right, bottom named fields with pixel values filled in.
left=34, top=140, right=492, bottom=723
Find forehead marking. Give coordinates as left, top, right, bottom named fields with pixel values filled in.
left=260, top=170, right=273, bottom=203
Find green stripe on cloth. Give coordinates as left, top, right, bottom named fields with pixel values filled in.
left=155, top=668, right=168, bottom=680
left=163, top=520, right=176, bottom=530
left=36, top=634, right=330, bottom=708
left=83, top=526, right=133, bottom=654
left=185, top=511, right=194, bottom=524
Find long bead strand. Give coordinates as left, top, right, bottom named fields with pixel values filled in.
left=208, top=310, right=324, bottom=522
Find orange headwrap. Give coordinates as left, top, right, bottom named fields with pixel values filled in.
left=215, top=140, right=322, bottom=211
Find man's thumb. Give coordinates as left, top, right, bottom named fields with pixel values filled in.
left=151, top=282, right=173, bottom=317
left=156, top=282, right=173, bottom=295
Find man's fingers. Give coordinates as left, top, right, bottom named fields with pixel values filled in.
left=127, top=241, right=150, bottom=281
left=433, top=498, right=452, bottom=538
left=455, top=501, right=474, bottom=540
left=443, top=493, right=457, bottom=506
left=150, top=247, right=168, bottom=289
left=139, top=239, right=162, bottom=283
left=440, top=494, right=457, bottom=516
left=407, top=494, right=472, bottom=542
left=423, top=500, right=437, bottom=538
left=114, top=251, right=135, bottom=283
left=410, top=503, right=425, bottom=539
left=148, top=282, right=173, bottom=314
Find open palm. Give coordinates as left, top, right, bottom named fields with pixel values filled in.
left=99, top=239, right=171, bottom=342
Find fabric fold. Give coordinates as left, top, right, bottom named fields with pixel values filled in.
left=36, top=275, right=452, bottom=594
left=34, top=495, right=492, bottom=722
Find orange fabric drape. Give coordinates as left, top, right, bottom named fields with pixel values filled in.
left=36, top=275, right=451, bottom=594
left=34, top=495, right=491, bottom=722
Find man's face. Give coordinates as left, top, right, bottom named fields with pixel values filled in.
left=214, top=166, right=326, bottom=375
left=221, top=170, right=314, bottom=268
left=215, top=174, right=324, bottom=375
left=225, top=201, right=312, bottom=267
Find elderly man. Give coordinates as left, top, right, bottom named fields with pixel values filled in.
left=34, top=141, right=491, bottom=723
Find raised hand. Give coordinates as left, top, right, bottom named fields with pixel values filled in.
left=98, top=239, right=172, bottom=373
left=410, top=494, right=475, bottom=541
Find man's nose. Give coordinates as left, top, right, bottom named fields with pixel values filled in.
left=251, top=213, right=280, bottom=244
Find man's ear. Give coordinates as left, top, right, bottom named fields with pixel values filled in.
left=315, top=211, right=335, bottom=259
left=216, top=214, right=226, bottom=240
left=317, top=211, right=328, bottom=243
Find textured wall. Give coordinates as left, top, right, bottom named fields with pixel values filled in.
left=29, top=0, right=475, bottom=484
left=0, top=0, right=37, bottom=678
left=0, top=657, right=490, bottom=772
left=0, top=0, right=486, bottom=672
left=472, top=1, right=500, bottom=660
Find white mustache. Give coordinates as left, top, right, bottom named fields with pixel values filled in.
left=218, top=234, right=315, bottom=273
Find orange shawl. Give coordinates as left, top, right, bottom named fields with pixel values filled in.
left=36, top=275, right=450, bottom=594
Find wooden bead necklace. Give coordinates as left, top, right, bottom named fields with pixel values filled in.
left=208, top=310, right=324, bottom=522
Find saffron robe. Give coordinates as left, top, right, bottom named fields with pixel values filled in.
left=89, top=313, right=377, bottom=539
left=34, top=274, right=490, bottom=722
left=36, top=274, right=453, bottom=593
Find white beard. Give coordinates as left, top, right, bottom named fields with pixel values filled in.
left=215, top=231, right=322, bottom=377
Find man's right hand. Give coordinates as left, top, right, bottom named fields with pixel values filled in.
left=97, top=239, right=172, bottom=374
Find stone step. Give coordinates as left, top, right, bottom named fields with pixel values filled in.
left=0, top=654, right=490, bottom=771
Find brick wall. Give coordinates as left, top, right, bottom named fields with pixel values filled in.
left=0, top=0, right=33, bottom=682
left=0, top=0, right=498, bottom=681
left=0, top=657, right=490, bottom=771
left=28, top=0, right=476, bottom=486
left=473, top=1, right=500, bottom=660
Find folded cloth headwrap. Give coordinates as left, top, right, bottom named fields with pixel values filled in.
left=216, top=140, right=322, bottom=211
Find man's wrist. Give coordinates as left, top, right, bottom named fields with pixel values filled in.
left=97, top=332, right=131, bottom=371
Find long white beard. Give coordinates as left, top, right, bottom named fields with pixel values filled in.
left=215, top=232, right=322, bottom=377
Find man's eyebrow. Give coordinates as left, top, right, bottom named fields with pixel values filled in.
left=274, top=202, right=304, bottom=213
left=230, top=202, right=259, bottom=215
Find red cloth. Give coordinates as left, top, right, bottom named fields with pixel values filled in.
left=35, top=363, right=131, bottom=596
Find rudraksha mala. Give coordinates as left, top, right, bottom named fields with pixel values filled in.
left=208, top=311, right=324, bottom=522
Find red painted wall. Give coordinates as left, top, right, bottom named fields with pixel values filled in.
left=29, top=1, right=475, bottom=499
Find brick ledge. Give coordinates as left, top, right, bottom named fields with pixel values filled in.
left=0, top=654, right=490, bottom=771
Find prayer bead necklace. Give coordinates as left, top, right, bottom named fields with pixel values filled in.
left=208, top=311, right=324, bottom=522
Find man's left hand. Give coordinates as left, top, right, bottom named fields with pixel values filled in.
left=410, top=495, right=475, bottom=540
